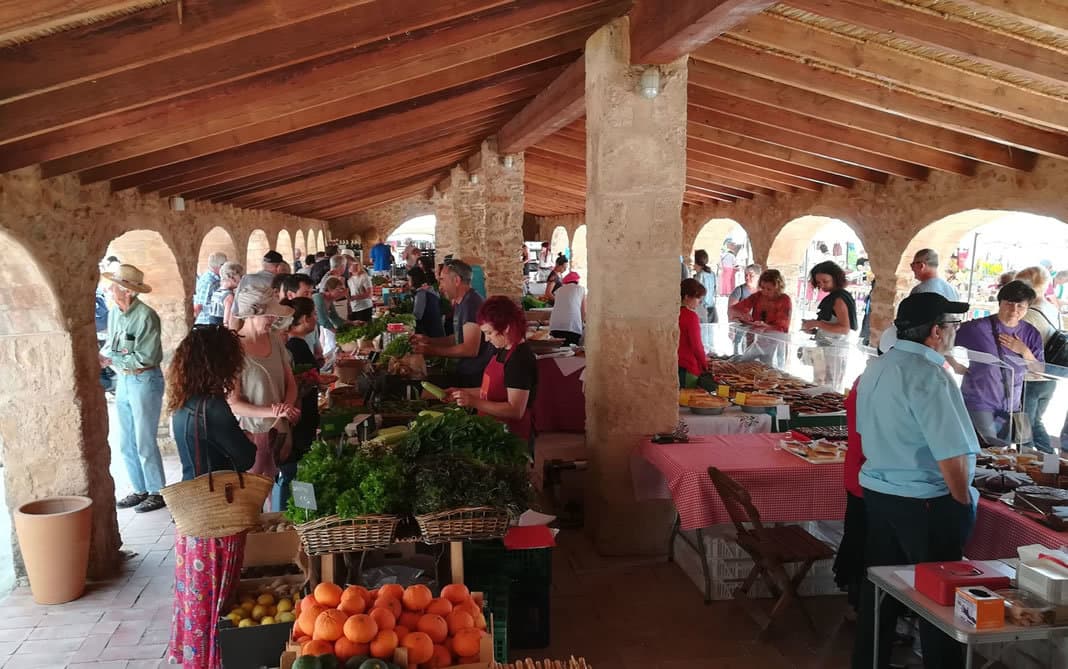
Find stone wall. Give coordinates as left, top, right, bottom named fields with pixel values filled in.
left=332, top=195, right=436, bottom=248
left=0, top=167, right=326, bottom=579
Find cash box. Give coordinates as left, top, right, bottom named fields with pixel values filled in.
left=915, top=561, right=1011, bottom=606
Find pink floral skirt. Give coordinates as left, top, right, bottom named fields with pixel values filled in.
left=168, top=531, right=246, bottom=669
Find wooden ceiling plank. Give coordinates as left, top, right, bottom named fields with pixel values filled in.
left=692, top=42, right=1050, bottom=166
left=18, top=0, right=617, bottom=175
left=688, top=152, right=822, bottom=191
left=687, top=172, right=771, bottom=196
left=687, top=135, right=854, bottom=187
left=786, top=0, right=1068, bottom=89
left=300, top=177, right=444, bottom=220
left=687, top=101, right=930, bottom=179
left=497, top=57, right=585, bottom=154
left=730, top=12, right=1068, bottom=134
left=0, top=0, right=511, bottom=143
left=684, top=177, right=755, bottom=199
left=526, top=146, right=586, bottom=168
left=628, top=0, right=777, bottom=63
left=0, top=0, right=175, bottom=48
left=688, top=162, right=795, bottom=193
left=946, top=0, right=1068, bottom=39
left=287, top=168, right=448, bottom=217
left=688, top=58, right=1024, bottom=169
left=686, top=121, right=885, bottom=183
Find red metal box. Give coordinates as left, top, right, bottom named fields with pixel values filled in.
left=915, top=561, right=1011, bottom=606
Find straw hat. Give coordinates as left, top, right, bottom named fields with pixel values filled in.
left=102, top=263, right=152, bottom=293
left=232, top=282, right=294, bottom=320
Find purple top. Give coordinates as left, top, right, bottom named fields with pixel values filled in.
left=955, top=316, right=1044, bottom=412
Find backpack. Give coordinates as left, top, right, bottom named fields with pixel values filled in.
left=1029, top=307, right=1068, bottom=374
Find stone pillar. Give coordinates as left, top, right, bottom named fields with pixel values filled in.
left=584, top=17, right=688, bottom=554
left=476, top=139, right=525, bottom=299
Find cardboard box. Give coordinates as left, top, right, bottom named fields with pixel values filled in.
left=219, top=574, right=307, bottom=669
left=244, top=512, right=302, bottom=568
left=955, top=586, right=1005, bottom=630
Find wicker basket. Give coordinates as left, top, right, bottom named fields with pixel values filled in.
left=295, top=514, right=401, bottom=555
left=161, top=471, right=274, bottom=539
left=415, top=507, right=511, bottom=544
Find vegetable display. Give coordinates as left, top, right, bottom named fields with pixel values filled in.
left=380, top=335, right=412, bottom=360
left=410, top=454, right=531, bottom=516
left=285, top=442, right=406, bottom=522
left=396, top=408, right=529, bottom=468
left=522, top=295, right=547, bottom=310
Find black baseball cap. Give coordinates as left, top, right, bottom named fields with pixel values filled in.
left=894, top=292, right=969, bottom=330
left=263, top=250, right=285, bottom=264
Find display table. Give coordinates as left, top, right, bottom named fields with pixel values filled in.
left=869, top=563, right=1067, bottom=669
left=966, top=497, right=1068, bottom=560
left=683, top=406, right=773, bottom=436
left=533, top=356, right=586, bottom=433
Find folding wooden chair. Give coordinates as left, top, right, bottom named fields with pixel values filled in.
left=707, top=466, right=835, bottom=636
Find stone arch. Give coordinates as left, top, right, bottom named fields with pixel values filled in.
left=105, top=229, right=188, bottom=364
left=550, top=226, right=569, bottom=261
left=387, top=215, right=436, bottom=243
left=294, top=230, right=307, bottom=263
left=572, top=225, right=587, bottom=286
left=690, top=219, right=753, bottom=288
left=767, top=215, right=869, bottom=313
left=0, top=229, right=120, bottom=585
left=276, top=229, right=294, bottom=265
left=317, top=229, right=326, bottom=253
left=307, top=228, right=320, bottom=254
left=196, top=226, right=238, bottom=275
left=246, top=229, right=271, bottom=269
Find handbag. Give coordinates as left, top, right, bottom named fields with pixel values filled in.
left=1028, top=307, right=1068, bottom=373
left=160, top=399, right=272, bottom=538
left=988, top=317, right=1033, bottom=445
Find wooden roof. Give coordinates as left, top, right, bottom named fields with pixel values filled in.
left=2, top=1, right=1067, bottom=223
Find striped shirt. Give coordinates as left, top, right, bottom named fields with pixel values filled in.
left=193, top=270, right=220, bottom=324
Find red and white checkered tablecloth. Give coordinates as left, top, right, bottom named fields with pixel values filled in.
left=965, top=497, right=1068, bottom=559
left=632, top=433, right=847, bottom=531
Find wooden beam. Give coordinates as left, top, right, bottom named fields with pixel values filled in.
left=693, top=41, right=1050, bottom=166
left=785, top=0, right=1068, bottom=89
left=0, top=0, right=510, bottom=144
left=731, top=12, right=1068, bottom=133
left=687, top=102, right=930, bottom=179
left=688, top=162, right=796, bottom=193
left=688, top=58, right=1034, bottom=170
left=497, top=57, right=585, bottom=153
left=628, top=0, right=776, bottom=63
left=945, top=1, right=1068, bottom=39
left=0, top=0, right=170, bottom=47
left=687, top=170, right=775, bottom=197
left=12, top=0, right=617, bottom=175
left=288, top=169, right=448, bottom=217
left=688, top=136, right=854, bottom=188
left=301, top=177, right=444, bottom=220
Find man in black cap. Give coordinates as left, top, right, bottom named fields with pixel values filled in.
left=262, top=250, right=286, bottom=275
left=852, top=293, right=979, bottom=669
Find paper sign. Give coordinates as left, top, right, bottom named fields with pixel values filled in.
left=1043, top=451, right=1061, bottom=474
left=716, top=385, right=730, bottom=398
left=291, top=482, right=317, bottom=511
left=734, top=392, right=748, bottom=405
left=776, top=403, right=791, bottom=420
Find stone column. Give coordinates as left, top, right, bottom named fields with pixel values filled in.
left=476, top=139, right=525, bottom=299
left=584, top=17, right=688, bottom=554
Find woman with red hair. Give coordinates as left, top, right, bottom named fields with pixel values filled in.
left=449, top=295, right=538, bottom=441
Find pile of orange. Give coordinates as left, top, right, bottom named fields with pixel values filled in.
left=293, top=581, right=489, bottom=668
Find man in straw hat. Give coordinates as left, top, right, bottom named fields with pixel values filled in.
left=99, top=264, right=167, bottom=513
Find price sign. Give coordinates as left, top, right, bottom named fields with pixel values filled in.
left=734, top=392, right=748, bottom=405
left=1043, top=452, right=1060, bottom=474
left=776, top=403, right=791, bottom=420
left=716, top=385, right=730, bottom=398
left=291, top=482, right=318, bottom=511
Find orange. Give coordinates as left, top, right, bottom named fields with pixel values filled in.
left=379, top=583, right=405, bottom=601
left=297, top=604, right=328, bottom=637
left=369, top=629, right=399, bottom=659
left=343, top=614, right=378, bottom=644
left=402, top=584, right=433, bottom=612
left=339, top=587, right=368, bottom=615
left=314, top=582, right=343, bottom=608
left=454, top=600, right=480, bottom=621
left=426, top=644, right=453, bottom=669
left=452, top=628, right=481, bottom=658
left=399, top=611, right=422, bottom=630
left=374, top=594, right=403, bottom=620
left=299, top=594, right=318, bottom=614
left=440, top=583, right=470, bottom=605
left=415, top=614, right=448, bottom=644
left=425, top=598, right=453, bottom=617
left=471, top=592, right=484, bottom=608
left=369, top=606, right=396, bottom=631
left=312, top=608, right=348, bottom=641
left=301, top=639, right=334, bottom=657
left=458, top=655, right=480, bottom=665
left=400, top=631, right=434, bottom=665
left=334, top=637, right=369, bottom=661
left=474, top=611, right=487, bottom=630
left=446, top=609, right=475, bottom=634
left=393, top=624, right=410, bottom=642
left=295, top=635, right=311, bottom=645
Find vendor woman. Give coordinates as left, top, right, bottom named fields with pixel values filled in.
left=449, top=295, right=538, bottom=443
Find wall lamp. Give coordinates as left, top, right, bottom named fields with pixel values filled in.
left=639, top=67, right=661, bottom=99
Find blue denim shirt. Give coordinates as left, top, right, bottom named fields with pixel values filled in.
left=857, top=340, right=979, bottom=499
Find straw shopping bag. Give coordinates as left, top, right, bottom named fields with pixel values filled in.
left=161, top=400, right=273, bottom=538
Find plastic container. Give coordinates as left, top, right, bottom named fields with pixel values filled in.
left=1017, top=560, right=1068, bottom=605
left=14, top=496, right=93, bottom=604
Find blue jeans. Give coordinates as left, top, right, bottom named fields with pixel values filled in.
left=1023, top=380, right=1056, bottom=453
left=115, top=368, right=166, bottom=494
left=272, top=461, right=298, bottom=512
left=968, top=409, right=1010, bottom=448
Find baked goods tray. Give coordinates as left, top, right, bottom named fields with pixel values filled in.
left=997, top=492, right=1068, bottom=531
left=779, top=439, right=846, bottom=464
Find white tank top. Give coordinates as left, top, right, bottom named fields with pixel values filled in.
left=549, top=284, right=585, bottom=335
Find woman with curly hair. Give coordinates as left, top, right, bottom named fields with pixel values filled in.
left=802, top=260, right=858, bottom=390
left=167, top=325, right=256, bottom=669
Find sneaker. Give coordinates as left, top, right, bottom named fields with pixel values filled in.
left=116, top=492, right=148, bottom=508
left=134, top=494, right=166, bottom=513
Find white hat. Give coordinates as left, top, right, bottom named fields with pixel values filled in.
left=232, top=282, right=293, bottom=320
left=102, top=264, right=152, bottom=293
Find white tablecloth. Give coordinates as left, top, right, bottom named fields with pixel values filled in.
left=682, top=406, right=773, bottom=436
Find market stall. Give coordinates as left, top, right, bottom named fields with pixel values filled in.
left=533, top=356, right=585, bottom=433
left=966, top=498, right=1068, bottom=560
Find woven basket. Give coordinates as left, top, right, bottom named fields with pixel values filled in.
left=415, top=507, right=511, bottom=544
left=161, top=471, right=273, bottom=539
left=295, top=514, right=401, bottom=555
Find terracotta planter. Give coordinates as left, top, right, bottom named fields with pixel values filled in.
left=14, top=496, right=93, bottom=604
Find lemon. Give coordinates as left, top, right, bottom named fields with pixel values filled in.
left=226, top=612, right=243, bottom=626
left=238, top=618, right=257, bottom=628
left=277, top=598, right=293, bottom=613
left=251, top=604, right=267, bottom=621
left=257, top=593, right=275, bottom=606
left=260, top=616, right=276, bottom=625
left=240, top=601, right=255, bottom=613
left=267, top=606, right=277, bottom=617
left=277, top=612, right=296, bottom=623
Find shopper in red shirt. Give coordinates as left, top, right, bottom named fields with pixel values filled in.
left=678, top=278, right=708, bottom=387
left=834, top=377, right=867, bottom=615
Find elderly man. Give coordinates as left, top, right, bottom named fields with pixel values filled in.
left=193, top=252, right=227, bottom=324
left=909, top=248, right=959, bottom=300
left=99, top=264, right=167, bottom=513
left=262, top=250, right=287, bottom=275
left=309, top=245, right=338, bottom=284
left=317, top=254, right=348, bottom=292
left=852, top=292, right=977, bottom=669
left=412, top=260, right=491, bottom=388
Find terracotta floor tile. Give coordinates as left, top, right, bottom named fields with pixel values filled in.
left=79, top=634, right=114, bottom=658
left=68, top=662, right=130, bottom=669
left=98, top=643, right=167, bottom=662
left=26, top=622, right=98, bottom=640
left=0, top=628, right=30, bottom=643
left=17, top=637, right=85, bottom=654
left=0, top=642, right=18, bottom=657
left=8, top=653, right=77, bottom=668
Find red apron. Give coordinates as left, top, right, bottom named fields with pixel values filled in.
left=479, top=346, right=532, bottom=440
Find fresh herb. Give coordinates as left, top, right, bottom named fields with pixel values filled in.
left=381, top=335, right=412, bottom=360
left=396, top=408, right=529, bottom=467
left=522, top=295, right=547, bottom=310
left=410, top=454, right=531, bottom=515
left=372, top=275, right=390, bottom=286
left=284, top=441, right=407, bottom=521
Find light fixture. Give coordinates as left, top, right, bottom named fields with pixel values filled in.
left=502, top=155, right=515, bottom=169
left=469, top=174, right=479, bottom=185
left=170, top=196, right=186, bottom=211
left=638, top=67, right=661, bottom=99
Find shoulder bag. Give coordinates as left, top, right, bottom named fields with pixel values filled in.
left=1028, top=306, right=1068, bottom=372
left=160, top=399, right=272, bottom=538
left=989, top=317, right=1033, bottom=445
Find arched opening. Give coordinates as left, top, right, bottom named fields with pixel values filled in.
left=571, top=225, right=587, bottom=286
left=387, top=215, right=436, bottom=247
left=246, top=229, right=271, bottom=270
left=307, top=228, right=319, bottom=254
left=276, top=229, right=294, bottom=265
left=196, top=226, right=238, bottom=275
left=317, top=229, right=326, bottom=253
left=550, top=225, right=569, bottom=261
left=295, top=230, right=307, bottom=264
left=691, top=219, right=752, bottom=297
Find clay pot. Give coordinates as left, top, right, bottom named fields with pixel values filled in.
left=14, top=496, right=93, bottom=604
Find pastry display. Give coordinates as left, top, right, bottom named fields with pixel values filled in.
left=793, top=425, right=848, bottom=442
left=689, top=394, right=729, bottom=409
left=995, top=588, right=1067, bottom=626
left=740, top=393, right=781, bottom=407
left=1014, top=485, right=1068, bottom=514
left=973, top=467, right=1033, bottom=494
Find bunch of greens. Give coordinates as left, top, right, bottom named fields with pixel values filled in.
left=410, top=454, right=532, bottom=516
left=394, top=295, right=414, bottom=314
left=396, top=407, right=528, bottom=467
left=381, top=334, right=412, bottom=360
left=335, top=323, right=368, bottom=344
left=522, top=295, right=547, bottom=310
left=372, top=275, right=390, bottom=286
left=284, top=440, right=407, bottom=521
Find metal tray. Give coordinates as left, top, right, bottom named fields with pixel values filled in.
left=688, top=406, right=725, bottom=416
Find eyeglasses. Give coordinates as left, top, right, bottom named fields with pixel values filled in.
left=937, top=319, right=962, bottom=327
left=193, top=323, right=227, bottom=330
left=910, top=261, right=925, bottom=268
